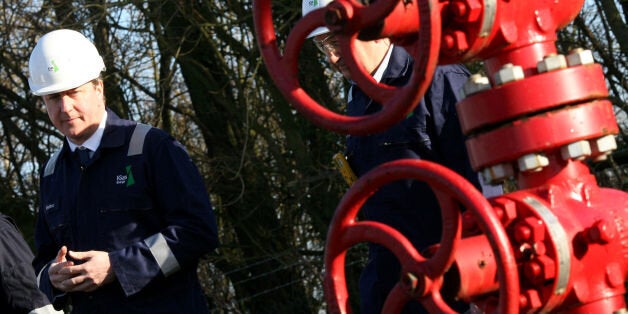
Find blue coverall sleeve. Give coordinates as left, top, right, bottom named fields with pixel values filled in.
left=427, top=66, right=473, bottom=177
left=427, top=65, right=502, bottom=196
left=108, top=133, right=219, bottom=296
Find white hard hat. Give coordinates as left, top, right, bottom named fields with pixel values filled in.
left=302, top=0, right=334, bottom=38
left=28, top=29, right=105, bottom=96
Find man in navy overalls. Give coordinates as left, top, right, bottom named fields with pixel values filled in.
left=302, top=1, right=502, bottom=312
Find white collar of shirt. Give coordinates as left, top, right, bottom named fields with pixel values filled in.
left=348, top=44, right=394, bottom=103
left=372, top=43, right=394, bottom=83
left=68, top=110, right=108, bottom=152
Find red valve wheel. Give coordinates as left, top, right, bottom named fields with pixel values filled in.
left=324, top=159, right=519, bottom=313
left=253, top=0, right=441, bottom=135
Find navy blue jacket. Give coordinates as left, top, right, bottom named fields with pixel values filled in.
left=0, top=213, right=55, bottom=314
left=34, top=110, right=218, bottom=313
left=347, top=46, right=494, bottom=314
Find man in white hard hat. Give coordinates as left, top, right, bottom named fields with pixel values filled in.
left=29, top=29, right=219, bottom=313
left=302, top=1, right=502, bottom=313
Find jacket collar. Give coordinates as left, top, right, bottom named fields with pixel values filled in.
left=100, top=108, right=137, bottom=150
left=380, top=45, right=412, bottom=85
left=66, top=111, right=108, bottom=152
left=347, top=46, right=413, bottom=116
left=60, top=108, right=132, bottom=161
left=62, top=108, right=134, bottom=151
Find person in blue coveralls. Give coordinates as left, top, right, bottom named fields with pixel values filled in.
left=302, top=1, right=503, bottom=313
left=0, top=212, right=60, bottom=314
left=28, top=29, right=219, bottom=313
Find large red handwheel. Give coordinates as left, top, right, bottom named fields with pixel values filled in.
left=323, top=159, right=519, bottom=313
left=253, top=0, right=441, bottom=135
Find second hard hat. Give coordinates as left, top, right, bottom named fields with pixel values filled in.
left=302, top=0, right=334, bottom=38
left=28, top=29, right=105, bottom=96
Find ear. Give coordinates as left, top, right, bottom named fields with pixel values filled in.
left=95, top=79, right=104, bottom=95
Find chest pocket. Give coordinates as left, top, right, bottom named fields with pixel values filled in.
left=44, top=203, right=72, bottom=245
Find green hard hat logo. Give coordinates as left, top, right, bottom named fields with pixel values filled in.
left=48, top=60, right=59, bottom=72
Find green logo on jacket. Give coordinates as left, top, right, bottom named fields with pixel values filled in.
left=125, top=165, right=135, bottom=187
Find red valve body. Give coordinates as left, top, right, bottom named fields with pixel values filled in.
left=454, top=161, right=628, bottom=313
left=253, top=0, right=628, bottom=312
left=350, top=0, right=628, bottom=311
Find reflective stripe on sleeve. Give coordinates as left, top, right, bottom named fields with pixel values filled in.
left=36, top=265, right=47, bottom=288
left=144, top=233, right=180, bottom=277
left=29, top=304, right=62, bottom=314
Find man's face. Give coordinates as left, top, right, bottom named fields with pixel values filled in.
left=313, top=33, right=390, bottom=81
left=42, top=80, right=105, bottom=145
left=313, top=33, right=350, bottom=78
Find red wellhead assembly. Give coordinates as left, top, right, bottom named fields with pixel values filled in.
left=253, top=0, right=628, bottom=313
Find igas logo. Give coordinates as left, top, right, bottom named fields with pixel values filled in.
left=116, top=165, right=136, bottom=187
left=48, top=60, right=59, bottom=72
left=116, top=174, right=128, bottom=185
